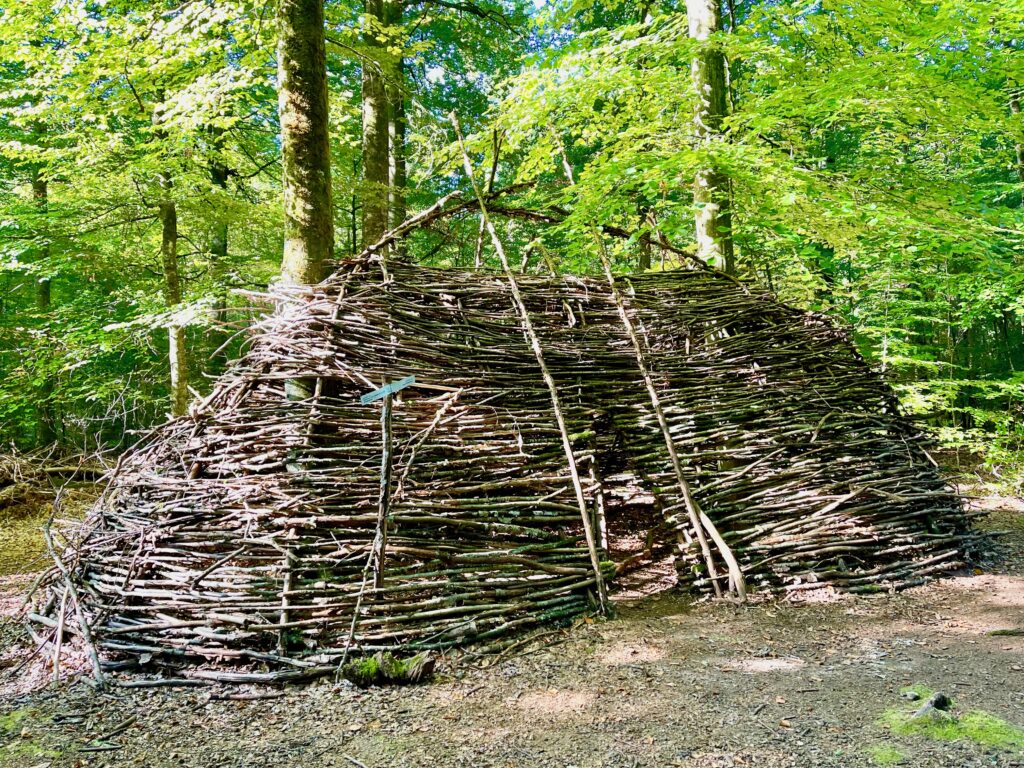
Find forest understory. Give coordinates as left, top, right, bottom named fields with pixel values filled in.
left=0, top=485, right=1021, bottom=768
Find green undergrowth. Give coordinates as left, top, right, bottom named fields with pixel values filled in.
left=880, top=687, right=1024, bottom=752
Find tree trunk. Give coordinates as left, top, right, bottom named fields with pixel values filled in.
left=210, top=154, right=229, bottom=265
left=1011, top=88, right=1024, bottom=194
left=157, top=177, right=189, bottom=419
left=208, top=130, right=231, bottom=368
left=386, top=0, right=407, bottom=237
left=361, top=0, right=390, bottom=248
left=687, top=0, right=735, bottom=274
left=637, top=198, right=653, bottom=272
left=31, top=168, right=57, bottom=446
left=277, top=0, right=334, bottom=284
left=388, top=62, right=407, bottom=232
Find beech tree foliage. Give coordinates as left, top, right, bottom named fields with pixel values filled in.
left=0, top=0, right=1021, bottom=489
left=493, top=0, right=1024, bottom=486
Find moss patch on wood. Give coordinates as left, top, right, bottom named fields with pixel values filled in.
left=339, top=652, right=435, bottom=687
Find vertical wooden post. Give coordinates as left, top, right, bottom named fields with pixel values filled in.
left=372, top=388, right=394, bottom=589
left=278, top=545, right=296, bottom=656
left=587, top=449, right=609, bottom=551
left=361, top=375, right=413, bottom=593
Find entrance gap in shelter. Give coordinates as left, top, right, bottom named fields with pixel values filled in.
left=601, top=471, right=678, bottom=601
left=583, top=409, right=680, bottom=601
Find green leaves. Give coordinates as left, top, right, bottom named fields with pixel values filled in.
left=486, top=0, right=1024, bottom=485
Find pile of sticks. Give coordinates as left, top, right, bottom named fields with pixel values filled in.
left=27, top=226, right=976, bottom=683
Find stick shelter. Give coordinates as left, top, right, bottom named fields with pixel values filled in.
left=32, top=241, right=975, bottom=682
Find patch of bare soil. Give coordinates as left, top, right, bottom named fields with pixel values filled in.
left=1, top=501, right=1022, bottom=768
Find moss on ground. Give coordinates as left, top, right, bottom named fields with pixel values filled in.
left=339, top=651, right=434, bottom=687
left=0, top=709, right=58, bottom=762
left=0, top=738, right=58, bottom=760
left=880, top=687, right=1024, bottom=752
left=0, top=709, right=30, bottom=736
left=866, top=744, right=905, bottom=765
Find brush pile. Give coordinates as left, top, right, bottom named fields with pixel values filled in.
left=27, top=251, right=977, bottom=683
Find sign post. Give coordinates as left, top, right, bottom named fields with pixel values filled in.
left=361, top=376, right=415, bottom=588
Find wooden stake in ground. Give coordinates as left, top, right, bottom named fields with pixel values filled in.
left=451, top=112, right=608, bottom=613
left=361, top=376, right=416, bottom=588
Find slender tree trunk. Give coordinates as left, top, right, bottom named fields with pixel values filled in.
left=637, top=198, right=653, bottom=272
left=635, top=2, right=653, bottom=273
left=150, top=95, right=190, bottom=418
left=361, top=0, right=390, bottom=248
left=157, top=177, right=189, bottom=418
left=351, top=193, right=358, bottom=255
left=210, top=165, right=229, bottom=265
left=31, top=168, right=57, bottom=445
left=385, top=0, right=407, bottom=238
left=208, top=130, right=231, bottom=367
left=1011, top=88, right=1024, bottom=193
left=686, top=0, right=735, bottom=274
left=388, top=61, right=407, bottom=231
left=278, top=0, right=334, bottom=284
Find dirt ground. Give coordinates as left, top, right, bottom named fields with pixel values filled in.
left=1, top=498, right=1022, bottom=768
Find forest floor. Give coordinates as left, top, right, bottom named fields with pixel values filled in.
left=0, top=491, right=1022, bottom=768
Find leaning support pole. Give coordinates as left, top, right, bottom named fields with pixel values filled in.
left=551, top=129, right=746, bottom=600
left=452, top=112, right=608, bottom=613
left=598, top=232, right=745, bottom=599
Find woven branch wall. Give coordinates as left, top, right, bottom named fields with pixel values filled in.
left=52, top=257, right=973, bottom=674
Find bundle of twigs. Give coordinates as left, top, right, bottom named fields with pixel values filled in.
left=26, top=214, right=977, bottom=684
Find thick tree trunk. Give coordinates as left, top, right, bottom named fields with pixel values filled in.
left=31, top=169, right=57, bottom=446
left=157, top=178, right=189, bottom=418
left=277, top=0, right=334, bottom=284
left=361, top=0, right=390, bottom=248
left=687, top=0, right=735, bottom=274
